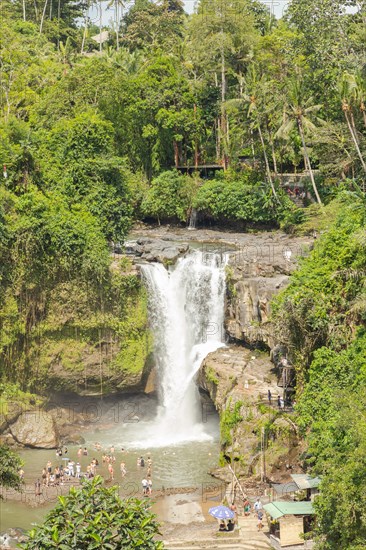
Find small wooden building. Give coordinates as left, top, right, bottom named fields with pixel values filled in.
left=271, top=475, right=320, bottom=502
left=290, top=474, right=320, bottom=501
left=264, top=501, right=315, bottom=549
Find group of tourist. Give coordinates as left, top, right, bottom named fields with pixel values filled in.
left=39, top=456, right=100, bottom=487
left=286, top=187, right=306, bottom=199
left=267, top=389, right=285, bottom=410
left=138, top=455, right=153, bottom=496
left=218, top=498, right=264, bottom=533
left=17, top=443, right=157, bottom=502
left=242, top=498, right=264, bottom=531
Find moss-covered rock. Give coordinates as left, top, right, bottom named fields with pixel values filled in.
left=1, top=258, right=153, bottom=396
left=198, top=345, right=301, bottom=481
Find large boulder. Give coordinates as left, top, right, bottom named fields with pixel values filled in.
left=128, top=238, right=189, bottom=265
left=9, top=410, right=59, bottom=448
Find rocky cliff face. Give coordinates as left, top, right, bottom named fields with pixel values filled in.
left=225, top=234, right=312, bottom=348
left=198, top=345, right=303, bottom=483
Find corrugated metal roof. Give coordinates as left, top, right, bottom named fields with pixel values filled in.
left=272, top=481, right=299, bottom=496
left=264, top=501, right=315, bottom=520
left=291, top=474, right=321, bottom=490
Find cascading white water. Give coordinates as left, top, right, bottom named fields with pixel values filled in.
left=141, top=249, right=226, bottom=446
left=188, top=208, right=198, bottom=230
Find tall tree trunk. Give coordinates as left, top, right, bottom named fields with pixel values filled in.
left=173, top=140, right=179, bottom=168
left=270, top=140, right=278, bottom=175
left=81, top=0, right=90, bottom=54
left=343, top=109, right=366, bottom=174
left=363, top=110, right=366, bottom=129
left=115, top=0, right=119, bottom=50
left=57, top=0, right=61, bottom=49
left=298, top=118, right=322, bottom=205
left=350, top=110, right=360, bottom=143
left=81, top=18, right=88, bottom=54
left=360, top=102, right=366, bottom=128
left=194, top=143, right=199, bottom=168
left=257, top=121, right=277, bottom=199
left=215, top=118, right=221, bottom=162
left=34, top=0, right=39, bottom=21
left=194, top=104, right=199, bottom=168
left=99, top=0, right=102, bottom=52
left=22, top=0, right=26, bottom=21
left=39, top=0, right=49, bottom=33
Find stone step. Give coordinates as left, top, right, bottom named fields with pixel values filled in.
left=165, top=544, right=270, bottom=550
left=164, top=537, right=271, bottom=549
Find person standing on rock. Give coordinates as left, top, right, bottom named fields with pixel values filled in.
left=277, top=395, right=281, bottom=409
left=268, top=389, right=272, bottom=406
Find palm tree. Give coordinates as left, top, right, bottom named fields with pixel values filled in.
left=227, top=66, right=278, bottom=199
left=107, top=0, right=124, bottom=50
left=355, top=69, right=366, bottom=129
left=276, top=78, right=323, bottom=205
left=339, top=72, right=366, bottom=176
left=81, top=0, right=91, bottom=54
left=39, top=0, right=49, bottom=33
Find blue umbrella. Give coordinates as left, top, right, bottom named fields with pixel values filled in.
left=209, top=505, right=234, bottom=520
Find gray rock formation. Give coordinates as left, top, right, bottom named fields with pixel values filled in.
left=197, top=345, right=301, bottom=482
left=126, top=237, right=189, bottom=265
left=9, top=410, right=59, bottom=448
left=225, top=235, right=312, bottom=348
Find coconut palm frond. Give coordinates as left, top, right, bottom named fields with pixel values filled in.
left=276, top=118, right=295, bottom=139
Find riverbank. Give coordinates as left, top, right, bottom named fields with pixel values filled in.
left=1, top=477, right=274, bottom=547
left=128, top=224, right=313, bottom=256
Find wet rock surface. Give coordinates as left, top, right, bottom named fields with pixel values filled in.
left=126, top=237, right=189, bottom=264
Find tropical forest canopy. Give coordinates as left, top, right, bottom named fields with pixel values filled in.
left=0, top=1, right=366, bottom=548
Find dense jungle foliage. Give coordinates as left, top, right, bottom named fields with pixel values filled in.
left=273, top=190, right=366, bottom=549
left=1, top=0, right=366, bottom=546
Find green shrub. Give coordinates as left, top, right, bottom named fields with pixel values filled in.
left=20, top=476, right=163, bottom=549
left=141, top=170, right=198, bottom=223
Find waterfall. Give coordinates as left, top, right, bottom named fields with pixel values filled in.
left=141, top=249, right=226, bottom=446
left=188, top=208, right=197, bottom=230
